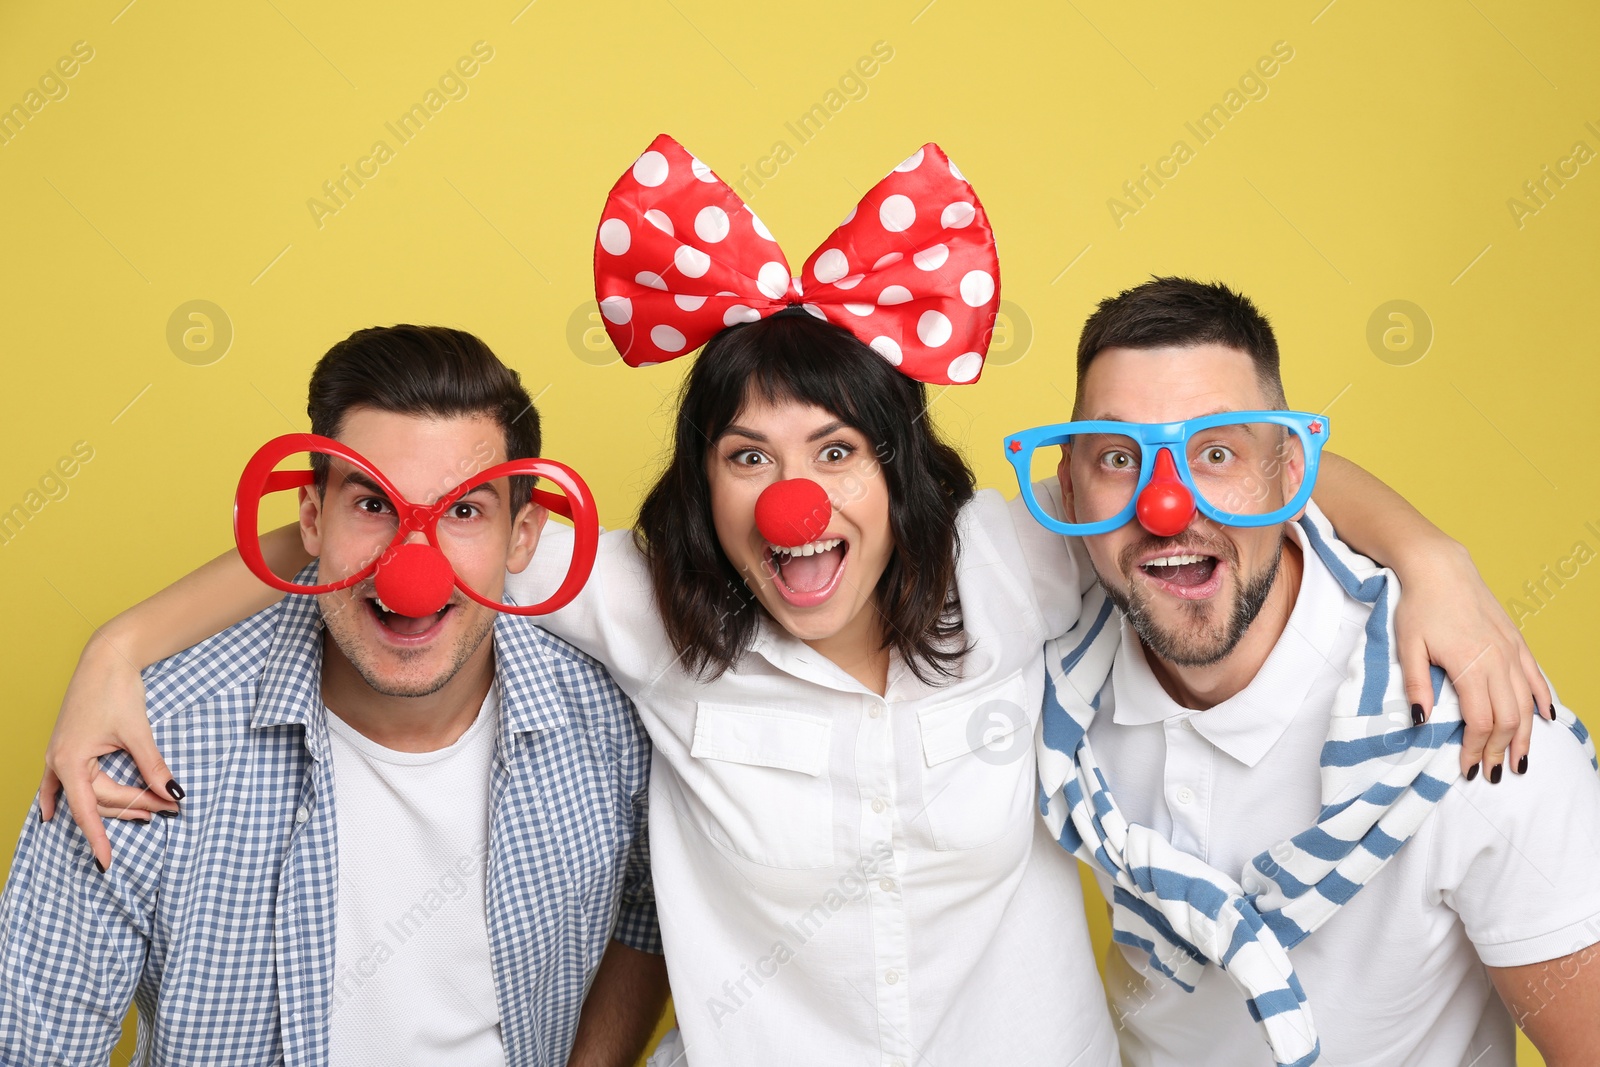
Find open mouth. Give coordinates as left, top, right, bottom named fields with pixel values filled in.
left=763, top=537, right=849, bottom=608
left=1138, top=552, right=1224, bottom=600
left=365, top=595, right=453, bottom=640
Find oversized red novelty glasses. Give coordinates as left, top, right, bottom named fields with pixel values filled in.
left=234, top=433, right=599, bottom=617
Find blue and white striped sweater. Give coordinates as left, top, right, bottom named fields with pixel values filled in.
left=1036, top=504, right=1594, bottom=1067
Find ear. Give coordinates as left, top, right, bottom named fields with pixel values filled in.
left=1281, top=432, right=1309, bottom=521
left=298, top=486, right=324, bottom=557
left=1056, top=443, right=1079, bottom=524
left=505, top=501, right=549, bottom=574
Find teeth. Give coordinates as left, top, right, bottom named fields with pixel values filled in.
left=769, top=537, right=843, bottom=559
left=374, top=597, right=393, bottom=614
left=1146, top=553, right=1206, bottom=568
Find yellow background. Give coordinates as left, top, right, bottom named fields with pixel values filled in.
left=2, top=1, right=1596, bottom=1063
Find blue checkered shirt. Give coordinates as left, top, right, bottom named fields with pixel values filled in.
left=0, top=578, right=659, bottom=1066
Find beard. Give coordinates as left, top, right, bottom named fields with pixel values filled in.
left=1097, top=530, right=1283, bottom=669
left=317, top=585, right=496, bottom=698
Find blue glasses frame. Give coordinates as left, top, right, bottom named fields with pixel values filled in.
left=1002, top=410, right=1331, bottom=536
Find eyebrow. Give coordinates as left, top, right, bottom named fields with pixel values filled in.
left=335, top=469, right=390, bottom=499
left=334, top=467, right=501, bottom=503
left=718, top=420, right=850, bottom=445
left=1089, top=408, right=1239, bottom=422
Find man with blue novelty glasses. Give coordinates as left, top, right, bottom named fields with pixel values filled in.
left=1009, top=278, right=1600, bottom=1067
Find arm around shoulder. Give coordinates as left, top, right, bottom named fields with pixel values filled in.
left=508, top=524, right=672, bottom=692
left=1489, top=947, right=1600, bottom=1066
left=999, top=483, right=1092, bottom=639
left=1438, top=705, right=1600, bottom=1062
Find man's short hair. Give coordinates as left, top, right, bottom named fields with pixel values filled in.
left=1074, top=277, right=1287, bottom=413
left=306, top=324, right=540, bottom=510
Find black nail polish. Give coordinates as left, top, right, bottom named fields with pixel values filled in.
left=165, top=779, right=186, bottom=801
left=156, top=808, right=179, bottom=818
left=1490, top=763, right=1504, bottom=784
left=1411, top=703, right=1425, bottom=727
left=1466, top=763, right=1479, bottom=781
left=93, top=857, right=105, bottom=873
left=1517, top=755, right=1529, bottom=774
left=1549, top=704, right=1557, bottom=721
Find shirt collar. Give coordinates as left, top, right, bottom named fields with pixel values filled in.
left=249, top=565, right=569, bottom=760
left=249, top=573, right=332, bottom=761
left=1110, top=522, right=1345, bottom=767
left=747, top=618, right=872, bottom=695
left=491, top=610, right=572, bottom=736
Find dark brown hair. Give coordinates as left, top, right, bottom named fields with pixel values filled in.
left=634, top=313, right=976, bottom=683
left=1075, top=277, right=1287, bottom=413
left=306, top=324, right=541, bottom=509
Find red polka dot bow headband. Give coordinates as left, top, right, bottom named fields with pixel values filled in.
left=592, top=134, right=1001, bottom=386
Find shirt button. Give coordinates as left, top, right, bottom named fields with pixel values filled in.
left=868, top=704, right=883, bottom=719
left=871, top=797, right=888, bottom=814
left=885, top=969, right=900, bottom=985
left=1182, top=718, right=1197, bottom=731
left=879, top=878, right=895, bottom=893
left=1242, top=876, right=1261, bottom=894
left=295, top=806, right=310, bottom=824
left=1175, top=787, right=1195, bottom=806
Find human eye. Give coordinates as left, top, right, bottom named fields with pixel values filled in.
left=1198, top=443, right=1235, bottom=466
left=355, top=495, right=394, bottom=516
left=818, top=441, right=856, bottom=464
left=1100, top=449, right=1136, bottom=471
left=727, top=448, right=769, bottom=467
left=448, top=501, right=482, bottom=521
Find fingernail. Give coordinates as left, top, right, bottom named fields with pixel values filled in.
left=1411, top=703, right=1425, bottom=727
left=1517, top=755, right=1529, bottom=775
left=156, top=808, right=179, bottom=818
left=1549, top=703, right=1557, bottom=721
left=1466, top=763, right=1479, bottom=781
left=93, top=857, right=106, bottom=873
left=165, top=780, right=186, bottom=801
left=1490, top=763, right=1504, bottom=784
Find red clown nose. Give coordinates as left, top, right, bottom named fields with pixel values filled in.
left=373, top=541, right=457, bottom=618
left=1135, top=449, right=1196, bottom=538
left=754, top=478, right=832, bottom=548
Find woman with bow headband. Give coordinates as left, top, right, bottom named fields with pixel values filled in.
left=37, top=135, right=1547, bottom=1065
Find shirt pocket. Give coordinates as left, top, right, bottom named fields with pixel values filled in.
left=689, top=702, right=835, bottom=869
left=916, top=672, right=1037, bottom=851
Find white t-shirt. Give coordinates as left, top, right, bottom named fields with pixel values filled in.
left=515, top=490, right=1120, bottom=1067
left=1084, top=522, right=1600, bottom=1067
left=324, top=685, right=505, bottom=1067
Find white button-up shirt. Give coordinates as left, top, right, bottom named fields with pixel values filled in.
left=1084, top=522, right=1600, bottom=1067
left=515, top=490, right=1119, bottom=1067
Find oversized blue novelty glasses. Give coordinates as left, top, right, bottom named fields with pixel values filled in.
left=1003, top=411, right=1330, bottom=537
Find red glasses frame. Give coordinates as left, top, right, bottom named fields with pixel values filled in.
left=233, top=433, right=599, bottom=616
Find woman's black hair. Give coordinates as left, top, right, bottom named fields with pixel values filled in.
left=634, top=312, right=976, bottom=684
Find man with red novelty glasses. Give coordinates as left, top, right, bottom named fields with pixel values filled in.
left=1009, top=278, right=1600, bottom=1067
left=0, top=326, right=666, bottom=1066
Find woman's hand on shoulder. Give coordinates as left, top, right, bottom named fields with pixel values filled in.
left=38, top=633, right=181, bottom=870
